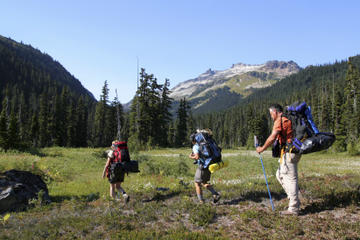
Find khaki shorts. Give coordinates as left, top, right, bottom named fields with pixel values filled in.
left=194, top=166, right=211, bottom=183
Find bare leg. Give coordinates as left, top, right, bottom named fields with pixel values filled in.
left=110, top=184, right=116, bottom=199
left=195, top=182, right=203, bottom=202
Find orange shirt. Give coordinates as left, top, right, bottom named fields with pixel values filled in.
left=273, top=115, right=293, bottom=145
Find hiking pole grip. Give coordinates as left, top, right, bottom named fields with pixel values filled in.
left=254, top=135, right=259, bottom=148
left=254, top=135, right=275, bottom=211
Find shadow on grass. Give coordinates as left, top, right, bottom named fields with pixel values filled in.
left=223, top=190, right=287, bottom=205
left=142, top=190, right=181, bottom=203
left=51, top=192, right=100, bottom=203
left=302, top=189, right=360, bottom=214
left=23, top=147, right=63, bottom=158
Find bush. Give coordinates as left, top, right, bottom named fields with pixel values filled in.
left=140, top=158, right=190, bottom=177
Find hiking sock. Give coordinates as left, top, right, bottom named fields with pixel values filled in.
left=197, top=193, right=204, bottom=202
left=208, top=187, right=219, bottom=196
left=117, top=187, right=126, bottom=194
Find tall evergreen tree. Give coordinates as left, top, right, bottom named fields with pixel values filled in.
left=94, top=81, right=109, bottom=147
left=38, top=92, right=50, bottom=147
left=0, top=98, right=9, bottom=151
left=7, top=110, right=20, bottom=149
left=343, top=59, right=360, bottom=147
left=175, top=98, right=190, bottom=147
left=158, top=78, right=173, bottom=146
left=66, top=99, right=77, bottom=147
left=30, top=112, right=39, bottom=147
left=75, top=96, right=88, bottom=147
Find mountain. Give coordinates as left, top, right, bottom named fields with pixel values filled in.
left=170, top=60, right=301, bottom=114
left=0, top=35, right=95, bottom=101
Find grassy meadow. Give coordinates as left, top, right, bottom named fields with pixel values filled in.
left=0, top=147, right=359, bottom=239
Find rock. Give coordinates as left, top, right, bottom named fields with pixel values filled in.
left=0, top=169, right=51, bottom=213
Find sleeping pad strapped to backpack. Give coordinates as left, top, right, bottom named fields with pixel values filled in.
left=194, top=130, right=222, bottom=168
left=284, top=102, right=336, bottom=154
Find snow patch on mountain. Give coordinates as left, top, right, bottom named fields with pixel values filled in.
left=170, top=60, right=300, bottom=100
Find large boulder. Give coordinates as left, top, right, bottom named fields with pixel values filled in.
left=0, top=169, right=50, bottom=213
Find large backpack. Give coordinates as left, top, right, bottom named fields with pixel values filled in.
left=194, top=129, right=222, bottom=168
left=111, top=141, right=140, bottom=174
left=284, top=102, right=335, bottom=154
left=113, top=141, right=131, bottom=163
left=109, top=141, right=131, bottom=180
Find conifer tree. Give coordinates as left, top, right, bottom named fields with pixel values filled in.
left=30, top=112, right=39, bottom=147
left=51, top=93, right=63, bottom=146
left=129, top=68, right=166, bottom=148
left=66, top=100, right=77, bottom=147
left=75, top=96, right=88, bottom=147
left=38, top=92, right=50, bottom=147
left=343, top=59, right=359, bottom=148
left=0, top=98, right=9, bottom=151
left=158, top=78, right=173, bottom=146
left=175, top=98, right=190, bottom=147
left=94, top=81, right=109, bottom=147
left=7, top=110, right=20, bottom=149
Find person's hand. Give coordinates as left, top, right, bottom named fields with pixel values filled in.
left=189, top=153, right=194, bottom=158
left=256, top=146, right=263, bottom=154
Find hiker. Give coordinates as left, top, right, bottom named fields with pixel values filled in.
left=256, top=104, right=301, bottom=215
left=102, top=140, right=130, bottom=203
left=189, top=133, right=221, bottom=204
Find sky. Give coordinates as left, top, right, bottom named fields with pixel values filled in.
left=1, top=0, right=360, bottom=102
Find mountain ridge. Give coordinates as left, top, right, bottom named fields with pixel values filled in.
left=169, top=60, right=301, bottom=113
left=0, top=35, right=95, bottom=101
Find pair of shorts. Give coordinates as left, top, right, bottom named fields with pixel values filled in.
left=194, top=166, right=211, bottom=183
left=108, top=170, right=125, bottom=184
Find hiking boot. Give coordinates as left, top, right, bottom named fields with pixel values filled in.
left=123, top=194, right=130, bottom=204
left=280, top=210, right=299, bottom=216
left=213, top=194, right=221, bottom=204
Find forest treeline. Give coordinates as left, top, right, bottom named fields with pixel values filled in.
left=0, top=36, right=359, bottom=153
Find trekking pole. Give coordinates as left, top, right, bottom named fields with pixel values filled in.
left=254, top=136, right=275, bottom=211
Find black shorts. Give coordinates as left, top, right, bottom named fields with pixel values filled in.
left=108, top=170, right=125, bottom=184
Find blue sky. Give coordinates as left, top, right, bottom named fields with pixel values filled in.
left=1, top=0, right=360, bottom=102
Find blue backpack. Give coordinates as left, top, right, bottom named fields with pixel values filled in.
left=284, top=102, right=335, bottom=154
left=194, top=130, right=222, bottom=168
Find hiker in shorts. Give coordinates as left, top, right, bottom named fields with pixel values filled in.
left=256, top=104, right=301, bottom=215
left=189, top=134, right=221, bottom=204
left=102, top=140, right=130, bottom=203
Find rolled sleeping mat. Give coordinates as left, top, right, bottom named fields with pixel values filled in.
left=300, top=132, right=336, bottom=154
left=209, top=160, right=229, bottom=173
left=122, top=160, right=140, bottom=173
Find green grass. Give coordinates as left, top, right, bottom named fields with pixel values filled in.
left=0, top=147, right=359, bottom=239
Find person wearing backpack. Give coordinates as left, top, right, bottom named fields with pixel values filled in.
left=189, top=133, right=221, bottom=204
left=256, top=104, right=301, bottom=215
left=102, top=140, right=130, bottom=203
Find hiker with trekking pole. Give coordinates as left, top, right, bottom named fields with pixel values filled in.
left=255, top=104, right=301, bottom=215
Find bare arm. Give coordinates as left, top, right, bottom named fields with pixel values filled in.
left=189, top=152, right=200, bottom=160
left=102, top=158, right=111, bottom=178
left=256, top=130, right=279, bottom=153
